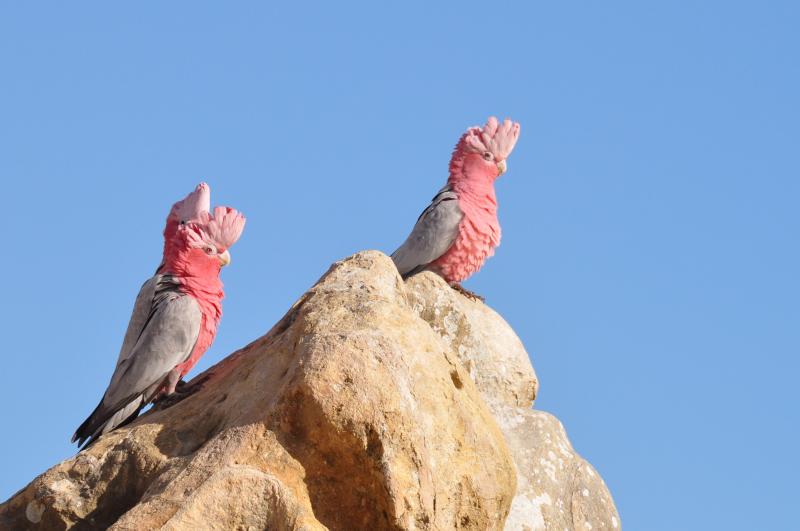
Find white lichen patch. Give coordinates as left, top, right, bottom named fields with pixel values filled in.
left=539, top=457, right=557, bottom=482
left=50, top=478, right=74, bottom=492
left=505, top=492, right=551, bottom=530
left=26, top=500, right=45, bottom=523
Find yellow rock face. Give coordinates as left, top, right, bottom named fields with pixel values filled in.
left=1, top=252, right=518, bottom=530
left=1, top=251, right=619, bottom=530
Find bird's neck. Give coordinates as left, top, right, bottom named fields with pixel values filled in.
left=161, top=216, right=179, bottom=259
left=159, top=248, right=225, bottom=318
left=447, top=158, right=500, bottom=244
left=181, top=277, right=224, bottom=326
left=447, top=150, right=499, bottom=205
left=448, top=170, right=498, bottom=214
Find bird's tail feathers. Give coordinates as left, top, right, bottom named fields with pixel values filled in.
left=71, top=396, right=145, bottom=449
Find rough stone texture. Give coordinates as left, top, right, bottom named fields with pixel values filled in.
left=404, top=273, right=539, bottom=411
left=406, top=272, right=620, bottom=531
left=1, top=252, right=620, bottom=530
left=498, top=409, right=620, bottom=531
left=1, top=252, right=515, bottom=530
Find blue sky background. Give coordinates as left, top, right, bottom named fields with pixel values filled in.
left=1, top=2, right=797, bottom=529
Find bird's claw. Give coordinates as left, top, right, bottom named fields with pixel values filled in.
left=152, top=391, right=189, bottom=411
left=450, top=283, right=485, bottom=303
left=152, top=375, right=209, bottom=410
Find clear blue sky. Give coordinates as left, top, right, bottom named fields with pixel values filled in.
left=1, top=2, right=797, bottom=529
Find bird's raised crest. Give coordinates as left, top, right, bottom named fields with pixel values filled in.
left=190, top=206, right=247, bottom=251
left=460, top=116, right=521, bottom=161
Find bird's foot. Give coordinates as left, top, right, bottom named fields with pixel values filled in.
left=152, top=389, right=192, bottom=410
left=450, top=283, right=485, bottom=303
left=152, top=375, right=210, bottom=410
left=174, top=378, right=192, bottom=393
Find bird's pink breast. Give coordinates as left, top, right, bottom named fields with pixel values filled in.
left=175, top=312, right=217, bottom=377
left=432, top=194, right=501, bottom=283
left=173, top=277, right=223, bottom=378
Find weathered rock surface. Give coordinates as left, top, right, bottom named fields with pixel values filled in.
left=498, top=409, right=620, bottom=531
left=1, top=251, right=619, bottom=530
left=404, top=273, right=539, bottom=412
left=404, top=272, right=620, bottom=530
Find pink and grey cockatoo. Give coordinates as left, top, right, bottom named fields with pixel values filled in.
left=159, top=182, right=211, bottom=271
left=72, top=186, right=245, bottom=447
left=391, top=116, right=521, bottom=300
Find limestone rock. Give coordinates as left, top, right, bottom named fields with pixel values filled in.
left=1, top=251, right=619, bottom=530
left=404, top=273, right=539, bottom=410
left=1, top=252, right=516, bottom=530
left=499, top=409, right=620, bottom=531
left=405, top=272, right=620, bottom=531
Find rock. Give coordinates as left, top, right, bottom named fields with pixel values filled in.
left=1, top=252, right=516, bottom=530
left=405, top=272, right=620, bottom=530
left=1, top=251, right=619, bottom=530
left=404, top=273, right=539, bottom=411
left=499, top=409, right=620, bottom=531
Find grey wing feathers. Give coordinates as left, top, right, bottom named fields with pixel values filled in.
left=72, top=275, right=202, bottom=447
left=112, top=276, right=159, bottom=368
left=102, top=291, right=201, bottom=408
left=391, top=185, right=463, bottom=278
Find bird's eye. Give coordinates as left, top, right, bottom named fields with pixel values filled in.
left=204, top=246, right=215, bottom=255
left=483, top=151, right=494, bottom=161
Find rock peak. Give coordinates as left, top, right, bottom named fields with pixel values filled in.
left=1, top=251, right=619, bottom=530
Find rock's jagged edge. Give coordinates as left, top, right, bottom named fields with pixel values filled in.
left=1, top=251, right=619, bottom=530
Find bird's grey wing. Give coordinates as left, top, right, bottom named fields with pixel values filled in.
left=391, top=185, right=463, bottom=278
left=102, top=292, right=201, bottom=409
left=112, top=275, right=160, bottom=368
left=72, top=284, right=201, bottom=446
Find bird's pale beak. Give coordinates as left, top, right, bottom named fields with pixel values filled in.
left=218, top=250, right=231, bottom=267
left=497, top=159, right=507, bottom=175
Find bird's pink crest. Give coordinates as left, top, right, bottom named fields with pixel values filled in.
left=169, top=182, right=211, bottom=223
left=459, top=116, right=521, bottom=161
left=190, top=206, right=246, bottom=251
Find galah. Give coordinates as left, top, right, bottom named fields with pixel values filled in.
left=391, top=116, right=521, bottom=300
left=72, top=194, right=245, bottom=447
left=159, top=182, right=211, bottom=270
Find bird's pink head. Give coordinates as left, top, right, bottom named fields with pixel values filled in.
left=191, top=207, right=247, bottom=255
left=163, top=183, right=212, bottom=254
left=449, top=116, right=521, bottom=185
left=161, top=204, right=246, bottom=279
left=172, top=207, right=245, bottom=273
left=170, top=182, right=211, bottom=224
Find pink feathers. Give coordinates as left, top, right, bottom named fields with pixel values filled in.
left=193, top=207, right=247, bottom=252
left=458, top=116, right=521, bottom=162
left=163, top=183, right=212, bottom=255
left=160, top=185, right=246, bottom=272
left=434, top=116, right=521, bottom=283
left=432, top=217, right=499, bottom=283
left=171, top=182, right=211, bottom=225
left=448, top=117, right=521, bottom=187
left=158, top=185, right=246, bottom=380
